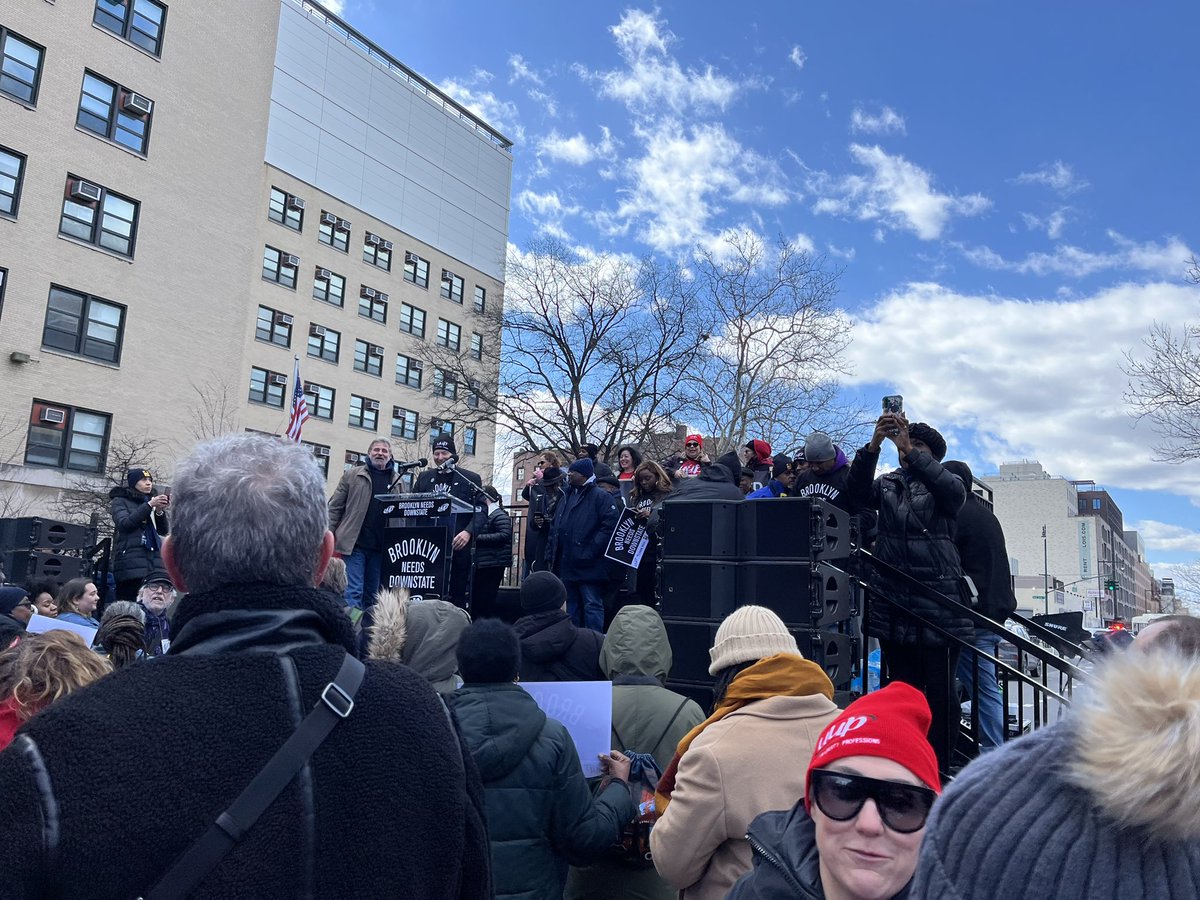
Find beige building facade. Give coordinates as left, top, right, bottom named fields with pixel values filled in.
left=0, top=0, right=510, bottom=521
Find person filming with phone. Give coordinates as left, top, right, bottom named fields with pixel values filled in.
left=110, top=468, right=170, bottom=602
left=847, top=400, right=971, bottom=774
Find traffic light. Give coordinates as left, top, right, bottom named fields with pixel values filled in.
left=1105, top=579, right=1117, bottom=590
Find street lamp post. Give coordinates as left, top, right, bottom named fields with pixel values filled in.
left=1042, top=525, right=1049, bottom=616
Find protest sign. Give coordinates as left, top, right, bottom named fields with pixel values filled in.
left=604, top=507, right=649, bottom=569
left=520, top=680, right=613, bottom=778
left=25, top=613, right=97, bottom=646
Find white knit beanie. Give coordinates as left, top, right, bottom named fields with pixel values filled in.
left=708, top=605, right=802, bottom=675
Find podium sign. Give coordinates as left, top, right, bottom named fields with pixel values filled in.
left=377, top=492, right=476, bottom=603
left=382, top=495, right=456, bottom=523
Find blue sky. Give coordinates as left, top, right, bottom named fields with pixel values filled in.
left=330, top=1, right=1200, bottom=578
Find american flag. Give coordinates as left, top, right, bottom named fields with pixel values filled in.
left=286, top=356, right=310, bottom=442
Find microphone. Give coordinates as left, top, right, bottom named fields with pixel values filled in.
left=395, top=458, right=428, bottom=471
left=437, top=458, right=457, bottom=473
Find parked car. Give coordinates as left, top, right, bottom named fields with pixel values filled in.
left=998, top=621, right=1043, bottom=678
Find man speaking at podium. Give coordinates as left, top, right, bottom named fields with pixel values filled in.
left=414, top=435, right=484, bottom=609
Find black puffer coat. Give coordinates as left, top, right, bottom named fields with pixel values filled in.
left=109, top=485, right=169, bottom=582
left=474, top=505, right=514, bottom=571
left=448, top=683, right=636, bottom=900
left=0, top=583, right=492, bottom=899
left=514, top=608, right=605, bottom=682
left=848, top=445, right=972, bottom=645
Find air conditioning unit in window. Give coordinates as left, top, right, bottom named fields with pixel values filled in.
left=275, top=313, right=294, bottom=326
left=309, top=324, right=326, bottom=337
left=123, top=92, right=154, bottom=116
left=369, top=344, right=384, bottom=357
left=270, top=374, right=288, bottom=386
left=345, top=451, right=364, bottom=464
left=377, top=292, right=389, bottom=303
left=360, top=286, right=377, bottom=299
left=405, top=252, right=418, bottom=263
left=315, top=267, right=331, bottom=280
left=442, top=270, right=456, bottom=282
left=320, top=212, right=338, bottom=226
left=365, top=400, right=380, bottom=411
left=337, top=219, right=351, bottom=231
left=69, top=180, right=103, bottom=203
left=287, top=196, right=306, bottom=211
left=303, top=382, right=320, bottom=395
left=40, top=408, right=67, bottom=425
left=366, top=233, right=381, bottom=246
left=393, top=406, right=404, bottom=417
left=283, top=254, right=300, bottom=267
left=316, top=446, right=330, bottom=457
left=411, top=360, right=423, bottom=370
left=381, top=240, right=393, bottom=251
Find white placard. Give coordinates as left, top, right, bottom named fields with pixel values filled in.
left=25, top=613, right=98, bottom=646
left=520, top=680, right=613, bottom=778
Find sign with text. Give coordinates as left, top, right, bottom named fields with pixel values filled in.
left=604, top=507, right=650, bottom=569
left=26, top=613, right=97, bottom=646
left=382, top=495, right=456, bottom=522
left=521, top=680, right=613, bottom=778
left=381, top=525, right=450, bottom=601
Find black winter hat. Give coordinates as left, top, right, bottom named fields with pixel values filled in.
left=432, top=436, right=457, bottom=455
left=456, top=618, right=520, bottom=684
left=772, top=454, right=795, bottom=478
left=521, top=571, right=567, bottom=614
left=908, top=422, right=948, bottom=461
left=127, top=468, right=152, bottom=489
left=0, top=586, right=29, bottom=616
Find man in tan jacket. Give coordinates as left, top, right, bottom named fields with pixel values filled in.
left=650, top=606, right=840, bottom=899
left=327, top=438, right=403, bottom=610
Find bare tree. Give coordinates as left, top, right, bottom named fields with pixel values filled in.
left=1124, top=260, right=1200, bottom=462
left=188, top=375, right=241, bottom=441
left=0, top=414, right=36, bottom=518
left=51, top=431, right=167, bottom=537
left=680, top=230, right=864, bottom=457
left=426, top=238, right=708, bottom=460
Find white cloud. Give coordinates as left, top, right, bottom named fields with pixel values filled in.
left=323, top=0, right=345, bottom=14
left=850, top=106, right=907, bottom=135
left=1015, top=161, right=1089, bottom=195
left=1133, top=521, right=1200, bottom=554
left=959, top=231, right=1194, bottom=279
left=810, top=144, right=990, bottom=240
left=789, top=45, right=807, bottom=70
left=439, top=75, right=523, bottom=142
left=842, top=280, right=1200, bottom=500
left=538, top=128, right=616, bottom=166
left=527, top=89, right=558, bottom=118
left=508, top=53, right=543, bottom=86
left=516, top=190, right=580, bottom=240
left=1020, top=208, right=1070, bottom=240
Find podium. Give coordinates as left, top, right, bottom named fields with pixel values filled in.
left=376, top=492, right=477, bottom=603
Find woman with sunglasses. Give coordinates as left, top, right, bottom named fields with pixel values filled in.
left=729, top=682, right=940, bottom=900
left=0, top=587, right=37, bottom=648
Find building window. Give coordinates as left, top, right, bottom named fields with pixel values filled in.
left=464, top=427, right=477, bottom=456
left=436, top=318, right=461, bottom=351
left=434, top=368, right=458, bottom=400
left=93, top=0, right=167, bottom=56
left=358, top=286, right=387, bottom=324
left=430, top=418, right=455, bottom=440
left=254, top=305, right=292, bottom=348
left=404, top=252, right=429, bottom=288
left=473, top=285, right=487, bottom=313
left=312, top=267, right=345, bottom=307
left=516, top=466, right=525, bottom=483
left=77, top=71, right=153, bottom=154
left=59, top=176, right=139, bottom=256
left=25, top=400, right=111, bottom=473
left=392, top=407, right=418, bottom=441
left=302, top=440, right=331, bottom=477
left=396, top=353, right=423, bottom=390
left=303, top=382, right=335, bottom=420
left=348, top=394, right=378, bottom=430
left=363, top=232, right=392, bottom=270
left=268, top=186, right=304, bottom=231
left=262, top=245, right=298, bottom=288
left=469, top=332, right=483, bottom=360
left=0, top=145, right=24, bottom=217
left=399, top=303, right=426, bottom=338
left=1, top=27, right=43, bottom=106
left=307, top=323, right=339, bottom=363
left=248, top=366, right=287, bottom=408
left=354, top=339, right=383, bottom=376
left=1093, top=498, right=1102, bottom=510
left=41, top=286, right=125, bottom=364
left=465, top=379, right=480, bottom=410
left=0, top=268, right=6, bottom=318
left=440, top=270, right=464, bottom=304
left=319, top=212, right=350, bottom=252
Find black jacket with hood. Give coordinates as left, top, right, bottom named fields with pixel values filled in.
left=514, top=608, right=605, bottom=682
left=667, top=451, right=745, bottom=502
left=108, top=485, right=169, bottom=583
left=941, top=461, right=1017, bottom=627
left=448, top=682, right=636, bottom=900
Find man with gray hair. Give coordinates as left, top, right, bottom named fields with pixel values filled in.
left=0, top=433, right=491, bottom=899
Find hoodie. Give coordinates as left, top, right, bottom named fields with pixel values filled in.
left=670, top=451, right=745, bottom=502
left=367, top=588, right=471, bottom=693
left=912, top=650, right=1200, bottom=899
left=790, top=446, right=853, bottom=508
left=513, top=608, right=604, bottom=682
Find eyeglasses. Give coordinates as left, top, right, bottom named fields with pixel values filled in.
left=685, top=442, right=700, bottom=448
left=810, top=769, right=936, bottom=834
left=142, top=585, right=173, bottom=597
left=16, top=599, right=34, bottom=610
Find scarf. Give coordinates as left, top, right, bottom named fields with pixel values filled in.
left=654, top=653, right=834, bottom=813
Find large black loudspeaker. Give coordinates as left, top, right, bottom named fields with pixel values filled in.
left=0, top=550, right=91, bottom=582
left=660, top=560, right=739, bottom=620
left=737, top=561, right=852, bottom=627
left=796, top=631, right=855, bottom=688
left=738, top=498, right=850, bottom=560
left=0, top=517, right=96, bottom=553
left=660, top=500, right=740, bottom=559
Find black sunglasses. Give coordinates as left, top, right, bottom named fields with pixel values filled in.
left=810, top=768, right=936, bottom=834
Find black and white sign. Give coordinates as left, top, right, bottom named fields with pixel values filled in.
left=604, top=507, right=650, bottom=569
left=381, top=525, right=451, bottom=600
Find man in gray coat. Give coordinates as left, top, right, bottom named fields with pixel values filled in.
left=328, top=438, right=403, bottom=610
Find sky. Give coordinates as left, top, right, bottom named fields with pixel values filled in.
left=327, top=1, right=1200, bottom=583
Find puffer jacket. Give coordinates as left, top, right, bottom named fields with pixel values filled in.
left=448, top=683, right=636, bottom=900
left=847, top=445, right=971, bottom=645
left=514, top=609, right=604, bottom=682
left=109, top=486, right=168, bottom=582
left=523, top=482, right=565, bottom=572
left=547, top=480, right=620, bottom=583
left=474, top=506, right=514, bottom=571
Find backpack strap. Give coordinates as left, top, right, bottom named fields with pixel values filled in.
left=142, top=652, right=365, bottom=900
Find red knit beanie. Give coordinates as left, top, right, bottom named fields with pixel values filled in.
left=805, top=682, right=941, bottom=809
left=685, top=434, right=703, bottom=447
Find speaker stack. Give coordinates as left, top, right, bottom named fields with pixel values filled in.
left=0, top=517, right=97, bottom=584
left=659, top=498, right=857, bottom=710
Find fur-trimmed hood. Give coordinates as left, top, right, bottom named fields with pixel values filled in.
left=367, top=588, right=470, bottom=693
left=1068, top=649, right=1200, bottom=840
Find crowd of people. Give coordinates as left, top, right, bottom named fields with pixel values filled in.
left=1, top=428, right=1199, bottom=898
